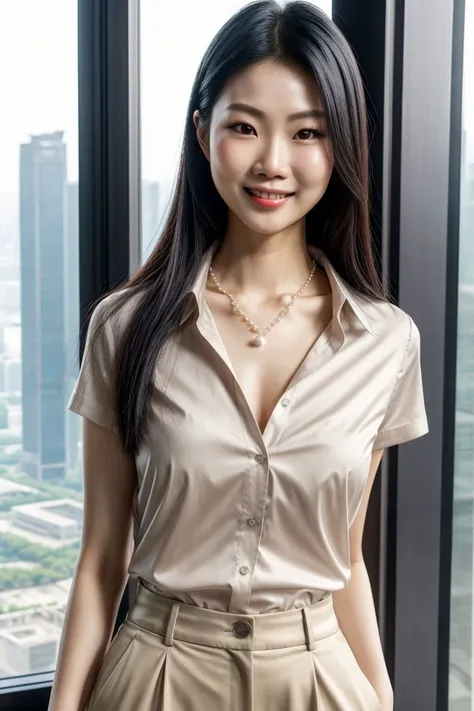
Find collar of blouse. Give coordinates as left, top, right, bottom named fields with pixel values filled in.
left=179, top=241, right=380, bottom=343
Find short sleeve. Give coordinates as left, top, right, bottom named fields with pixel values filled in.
left=67, top=296, right=118, bottom=431
left=374, top=315, right=429, bottom=449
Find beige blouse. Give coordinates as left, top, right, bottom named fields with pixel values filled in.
left=68, top=243, right=429, bottom=614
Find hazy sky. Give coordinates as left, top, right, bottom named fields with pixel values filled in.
left=1, top=0, right=473, bottom=213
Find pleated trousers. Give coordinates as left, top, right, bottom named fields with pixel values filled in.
left=84, top=581, right=381, bottom=710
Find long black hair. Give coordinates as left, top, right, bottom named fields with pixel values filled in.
left=89, top=0, right=387, bottom=456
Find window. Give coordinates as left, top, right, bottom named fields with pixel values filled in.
left=449, top=1, right=474, bottom=708
left=139, top=0, right=332, bottom=260
left=0, top=1, right=80, bottom=681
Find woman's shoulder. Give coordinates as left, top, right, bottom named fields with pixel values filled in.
left=87, top=286, right=143, bottom=347
left=91, top=286, right=141, bottom=323
left=349, top=287, right=420, bottom=348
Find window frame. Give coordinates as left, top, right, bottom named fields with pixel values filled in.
left=388, top=0, right=464, bottom=707
left=334, top=0, right=465, bottom=707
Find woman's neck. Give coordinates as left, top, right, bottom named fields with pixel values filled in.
left=209, top=227, right=329, bottom=300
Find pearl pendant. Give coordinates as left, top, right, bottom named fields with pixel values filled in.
left=253, top=335, right=266, bottom=347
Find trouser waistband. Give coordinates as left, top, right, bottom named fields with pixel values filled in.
left=127, top=582, right=339, bottom=652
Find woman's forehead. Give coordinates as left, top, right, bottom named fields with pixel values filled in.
left=215, top=60, right=324, bottom=116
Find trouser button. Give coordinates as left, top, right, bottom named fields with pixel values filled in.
left=232, top=620, right=251, bottom=638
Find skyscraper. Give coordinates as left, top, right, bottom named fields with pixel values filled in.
left=19, top=132, right=67, bottom=482
left=65, top=181, right=79, bottom=473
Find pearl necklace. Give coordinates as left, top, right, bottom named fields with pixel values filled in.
left=208, top=259, right=317, bottom=347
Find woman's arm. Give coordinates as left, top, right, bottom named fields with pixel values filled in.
left=47, top=418, right=137, bottom=711
left=332, top=448, right=394, bottom=711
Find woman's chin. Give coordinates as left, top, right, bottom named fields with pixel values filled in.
left=231, top=210, right=299, bottom=237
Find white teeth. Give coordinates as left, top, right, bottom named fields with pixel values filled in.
left=248, top=189, right=289, bottom=200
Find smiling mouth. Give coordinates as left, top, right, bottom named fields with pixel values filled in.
left=244, top=187, right=295, bottom=200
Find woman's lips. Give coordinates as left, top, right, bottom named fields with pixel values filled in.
left=244, top=187, right=294, bottom=209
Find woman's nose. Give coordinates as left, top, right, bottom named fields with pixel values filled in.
left=252, top=137, right=290, bottom=179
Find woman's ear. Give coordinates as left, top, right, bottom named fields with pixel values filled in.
left=193, top=110, right=210, bottom=162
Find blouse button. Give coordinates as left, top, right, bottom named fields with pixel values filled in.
left=281, top=398, right=290, bottom=407
left=239, top=565, right=250, bottom=576
left=247, top=517, right=258, bottom=527
left=255, top=453, right=266, bottom=464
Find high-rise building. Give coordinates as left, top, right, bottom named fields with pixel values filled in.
left=19, top=132, right=67, bottom=482
left=0, top=356, right=21, bottom=395
left=6, top=359, right=21, bottom=394
left=65, top=182, right=79, bottom=472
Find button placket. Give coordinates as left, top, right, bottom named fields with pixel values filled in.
left=228, top=448, right=269, bottom=612
left=264, top=388, right=296, bottom=451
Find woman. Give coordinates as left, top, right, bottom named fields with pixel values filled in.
left=49, top=2, right=428, bottom=710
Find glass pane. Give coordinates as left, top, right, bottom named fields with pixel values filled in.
left=450, top=1, right=474, bottom=709
left=0, top=1, right=79, bottom=680
left=140, top=0, right=332, bottom=260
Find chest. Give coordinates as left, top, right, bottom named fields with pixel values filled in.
left=140, top=313, right=399, bottom=528
left=147, top=298, right=398, bottom=466
left=203, top=290, right=333, bottom=435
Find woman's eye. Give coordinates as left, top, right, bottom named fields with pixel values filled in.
left=230, top=122, right=256, bottom=136
left=295, top=128, right=324, bottom=140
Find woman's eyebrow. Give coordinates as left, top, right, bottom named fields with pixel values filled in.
left=225, top=102, right=325, bottom=120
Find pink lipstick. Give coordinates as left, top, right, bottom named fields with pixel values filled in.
left=244, top=187, right=294, bottom=209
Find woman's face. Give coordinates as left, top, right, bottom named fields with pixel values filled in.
left=194, top=59, right=334, bottom=238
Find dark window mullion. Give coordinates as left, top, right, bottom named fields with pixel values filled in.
left=78, top=0, right=141, bottom=633
left=332, top=0, right=388, bottom=641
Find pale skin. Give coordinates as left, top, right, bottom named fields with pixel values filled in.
left=48, top=59, right=393, bottom=711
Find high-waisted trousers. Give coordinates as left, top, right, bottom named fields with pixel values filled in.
left=84, top=581, right=381, bottom=710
